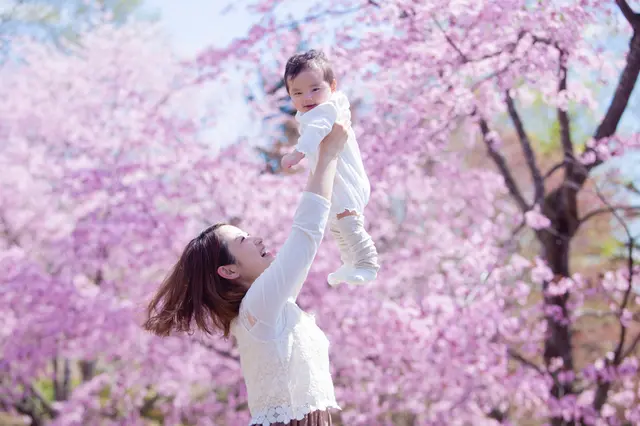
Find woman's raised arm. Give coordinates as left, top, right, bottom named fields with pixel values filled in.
left=240, top=123, right=349, bottom=330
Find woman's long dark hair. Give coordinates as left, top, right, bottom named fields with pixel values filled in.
left=143, top=223, right=247, bottom=338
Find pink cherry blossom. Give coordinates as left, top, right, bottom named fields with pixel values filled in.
left=2, top=1, right=640, bottom=425
left=525, top=205, right=552, bottom=230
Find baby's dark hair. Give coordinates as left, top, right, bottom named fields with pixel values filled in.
left=283, top=49, right=335, bottom=93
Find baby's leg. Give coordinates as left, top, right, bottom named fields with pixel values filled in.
left=327, top=210, right=356, bottom=286
left=330, top=210, right=380, bottom=286
left=338, top=212, right=379, bottom=285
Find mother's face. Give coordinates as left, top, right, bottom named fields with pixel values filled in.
left=215, top=225, right=275, bottom=286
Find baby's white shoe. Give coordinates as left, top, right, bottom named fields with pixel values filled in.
left=344, top=267, right=377, bottom=286
left=328, top=264, right=352, bottom=286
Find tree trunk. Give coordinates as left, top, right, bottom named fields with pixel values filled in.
left=80, top=360, right=96, bottom=382
left=52, top=357, right=71, bottom=401
left=539, top=189, right=578, bottom=426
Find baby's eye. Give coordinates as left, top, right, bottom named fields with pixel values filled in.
left=312, top=88, right=320, bottom=92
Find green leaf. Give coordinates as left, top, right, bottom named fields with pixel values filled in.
left=34, top=378, right=54, bottom=401
left=600, top=236, right=622, bottom=258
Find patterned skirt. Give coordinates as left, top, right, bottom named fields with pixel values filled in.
left=251, top=409, right=333, bottom=426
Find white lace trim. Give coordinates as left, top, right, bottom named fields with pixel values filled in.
left=250, top=400, right=341, bottom=426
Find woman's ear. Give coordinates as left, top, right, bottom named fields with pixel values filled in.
left=330, top=79, right=337, bottom=92
left=217, top=265, right=239, bottom=280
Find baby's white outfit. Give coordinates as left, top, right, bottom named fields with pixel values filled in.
left=294, top=91, right=379, bottom=285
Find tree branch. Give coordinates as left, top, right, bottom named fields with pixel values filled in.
left=591, top=181, right=636, bottom=412
left=53, top=357, right=71, bottom=401
left=554, top=48, right=582, bottom=238
left=590, top=23, right=640, bottom=167
left=621, top=330, right=640, bottom=359
left=435, top=21, right=526, bottom=65
left=616, top=0, right=640, bottom=29
left=613, top=238, right=634, bottom=365
left=15, top=385, right=57, bottom=425
left=557, top=50, right=574, bottom=176
left=544, top=14, right=640, bottom=227
left=31, top=385, right=56, bottom=418
left=505, top=91, right=544, bottom=204
left=430, top=22, right=554, bottom=214
left=507, top=348, right=545, bottom=375
left=574, top=309, right=619, bottom=319
left=543, top=161, right=567, bottom=181
left=477, top=117, right=529, bottom=212
left=276, top=3, right=373, bottom=31
left=433, top=17, right=468, bottom=61
left=578, top=204, right=640, bottom=226
left=530, top=34, right=555, bottom=46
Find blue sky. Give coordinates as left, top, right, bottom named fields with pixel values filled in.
left=139, top=1, right=263, bottom=148
left=141, top=1, right=255, bottom=55
left=140, top=0, right=337, bottom=150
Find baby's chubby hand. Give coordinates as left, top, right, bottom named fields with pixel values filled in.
left=281, top=150, right=305, bottom=169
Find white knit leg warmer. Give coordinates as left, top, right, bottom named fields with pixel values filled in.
left=327, top=222, right=353, bottom=286
left=328, top=213, right=379, bottom=286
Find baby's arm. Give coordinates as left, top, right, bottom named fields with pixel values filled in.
left=295, top=102, right=339, bottom=159
left=281, top=150, right=306, bottom=169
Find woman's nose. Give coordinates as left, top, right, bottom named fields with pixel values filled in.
left=254, top=237, right=263, bottom=245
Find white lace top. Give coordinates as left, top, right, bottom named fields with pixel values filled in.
left=231, top=192, right=340, bottom=425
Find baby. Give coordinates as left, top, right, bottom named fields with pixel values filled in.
left=281, top=49, right=379, bottom=286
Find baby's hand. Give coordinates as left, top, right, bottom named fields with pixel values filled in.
left=281, top=151, right=305, bottom=169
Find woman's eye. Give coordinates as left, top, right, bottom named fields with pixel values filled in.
left=241, top=236, right=246, bottom=242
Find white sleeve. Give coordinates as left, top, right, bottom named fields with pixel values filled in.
left=295, top=102, right=339, bottom=157
left=240, top=192, right=331, bottom=328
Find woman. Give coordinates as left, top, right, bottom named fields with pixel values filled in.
left=143, top=122, right=350, bottom=426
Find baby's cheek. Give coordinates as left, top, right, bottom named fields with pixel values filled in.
left=317, top=92, right=331, bottom=104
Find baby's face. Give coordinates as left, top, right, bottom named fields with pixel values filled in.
left=287, top=67, right=335, bottom=113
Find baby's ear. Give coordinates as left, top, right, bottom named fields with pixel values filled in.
left=330, top=79, right=337, bottom=92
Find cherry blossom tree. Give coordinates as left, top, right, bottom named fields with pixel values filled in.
left=193, top=0, right=640, bottom=424
left=0, top=20, right=256, bottom=426
left=0, top=19, right=533, bottom=425
left=2, top=1, right=640, bottom=426
left=0, top=0, right=144, bottom=39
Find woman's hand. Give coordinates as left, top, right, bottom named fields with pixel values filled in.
left=318, top=122, right=349, bottom=161
left=304, top=122, right=348, bottom=200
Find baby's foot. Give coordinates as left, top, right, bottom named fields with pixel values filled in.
left=327, top=264, right=353, bottom=287
left=344, top=267, right=377, bottom=286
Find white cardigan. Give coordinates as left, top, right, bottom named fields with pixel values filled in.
left=231, top=192, right=340, bottom=425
